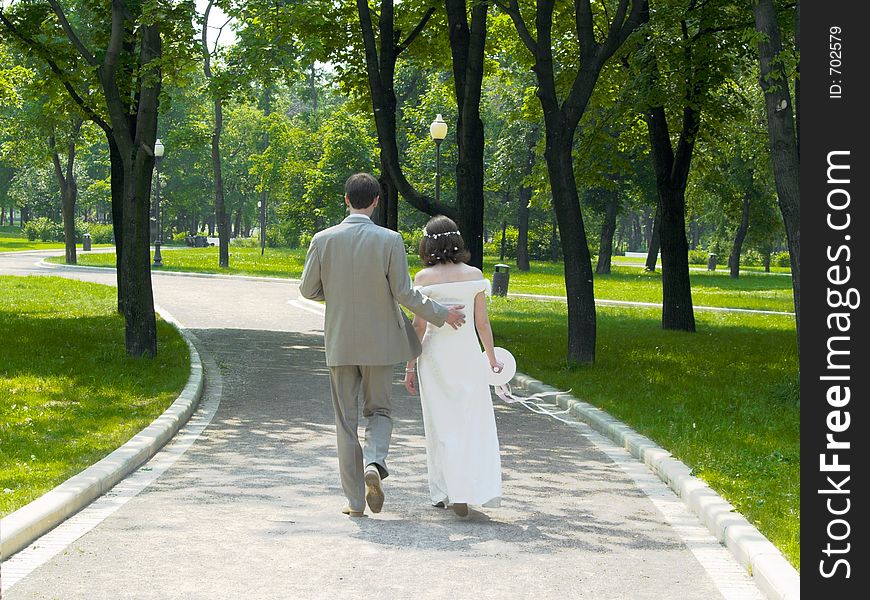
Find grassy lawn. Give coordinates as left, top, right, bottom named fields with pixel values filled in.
left=0, top=275, right=190, bottom=516
left=0, top=227, right=111, bottom=253
left=488, top=297, right=799, bottom=568
left=610, top=255, right=793, bottom=275
left=58, top=246, right=795, bottom=313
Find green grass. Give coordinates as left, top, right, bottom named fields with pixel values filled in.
left=57, top=247, right=795, bottom=313
left=488, top=297, right=799, bottom=568
left=610, top=255, right=793, bottom=274
left=0, top=275, right=190, bottom=516
left=48, top=245, right=308, bottom=278
left=0, top=227, right=111, bottom=253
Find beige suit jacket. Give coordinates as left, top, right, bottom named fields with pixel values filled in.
left=299, top=214, right=449, bottom=366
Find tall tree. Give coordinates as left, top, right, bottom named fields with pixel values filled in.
left=497, top=0, right=648, bottom=364
left=1, top=0, right=196, bottom=356
left=49, top=115, right=84, bottom=264
left=752, top=0, right=800, bottom=341
left=444, top=0, right=487, bottom=267
left=355, top=0, right=455, bottom=231
left=201, top=0, right=230, bottom=268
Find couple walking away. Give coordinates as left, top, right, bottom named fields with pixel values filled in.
left=299, top=173, right=504, bottom=518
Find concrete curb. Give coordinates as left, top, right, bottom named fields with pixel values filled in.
left=37, top=257, right=300, bottom=285
left=0, top=312, right=205, bottom=561
left=511, top=372, right=800, bottom=600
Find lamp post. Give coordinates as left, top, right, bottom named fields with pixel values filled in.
left=429, top=114, right=448, bottom=204
left=153, top=138, right=165, bottom=267
left=258, top=199, right=265, bottom=255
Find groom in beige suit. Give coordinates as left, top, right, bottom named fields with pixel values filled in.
left=299, top=173, right=465, bottom=517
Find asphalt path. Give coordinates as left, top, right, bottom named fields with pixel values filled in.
left=1, top=251, right=764, bottom=599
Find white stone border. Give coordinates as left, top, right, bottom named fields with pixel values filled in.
left=0, top=310, right=204, bottom=560
left=512, top=372, right=800, bottom=600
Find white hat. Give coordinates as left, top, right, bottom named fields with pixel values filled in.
left=482, top=347, right=516, bottom=387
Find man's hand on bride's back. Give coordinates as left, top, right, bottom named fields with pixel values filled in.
left=445, top=304, right=466, bottom=329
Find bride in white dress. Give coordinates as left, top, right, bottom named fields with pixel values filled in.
left=404, top=216, right=504, bottom=517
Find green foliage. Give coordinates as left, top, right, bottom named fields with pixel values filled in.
left=86, top=224, right=114, bottom=245
left=22, top=217, right=62, bottom=242
left=688, top=249, right=708, bottom=265
left=773, top=251, right=791, bottom=268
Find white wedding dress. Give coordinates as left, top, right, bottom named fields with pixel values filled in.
left=415, top=279, right=502, bottom=508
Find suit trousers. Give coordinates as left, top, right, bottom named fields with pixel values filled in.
left=328, top=364, right=394, bottom=510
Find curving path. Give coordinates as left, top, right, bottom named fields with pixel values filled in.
left=1, top=250, right=764, bottom=599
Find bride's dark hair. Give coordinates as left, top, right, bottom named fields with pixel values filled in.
left=419, top=215, right=471, bottom=266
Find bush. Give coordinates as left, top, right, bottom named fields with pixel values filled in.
left=23, top=217, right=63, bottom=242
left=741, top=249, right=764, bottom=267
left=402, top=228, right=423, bottom=257
left=484, top=226, right=519, bottom=259
left=266, top=221, right=301, bottom=248
left=773, top=251, right=791, bottom=268
left=688, top=249, right=708, bottom=265
left=87, top=224, right=114, bottom=244
left=230, top=236, right=259, bottom=248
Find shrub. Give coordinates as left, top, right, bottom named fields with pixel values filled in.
left=266, top=221, right=300, bottom=248
left=773, top=251, right=791, bottom=268
left=688, top=249, right=708, bottom=265
left=230, top=236, right=259, bottom=248
left=741, top=249, right=764, bottom=267
left=484, top=226, right=519, bottom=259
left=87, top=224, right=115, bottom=244
left=402, top=228, right=423, bottom=257
left=23, top=217, right=63, bottom=242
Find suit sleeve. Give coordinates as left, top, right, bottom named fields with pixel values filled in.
left=387, top=235, right=448, bottom=326
left=299, top=238, right=325, bottom=301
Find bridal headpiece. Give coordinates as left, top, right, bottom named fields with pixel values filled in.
left=422, top=229, right=461, bottom=240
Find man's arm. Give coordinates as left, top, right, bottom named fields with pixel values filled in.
left=299, top=238, right=325, bottom=301
left=387, top=235, right=448, bottom=325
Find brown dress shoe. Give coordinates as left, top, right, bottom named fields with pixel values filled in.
left=342, top=506, right=365, bottom=517
left=364, top=466, right=384, bottom=513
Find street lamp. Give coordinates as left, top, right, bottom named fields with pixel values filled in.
left=153, top=138, right=165, bottom=267
left=429, top=114, right=448, bottom=204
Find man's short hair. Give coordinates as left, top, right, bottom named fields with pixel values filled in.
left=345, top=173, right=380, bottom=209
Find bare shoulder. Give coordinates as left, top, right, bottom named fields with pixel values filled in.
left=414, top=267, right=434, bottom=286
left=466, top=265, right=484, bottom=280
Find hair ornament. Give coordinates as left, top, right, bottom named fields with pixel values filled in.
left=423, top=229, right=461, bottom=239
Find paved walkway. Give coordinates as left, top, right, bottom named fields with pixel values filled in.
left=1, top=251, right=763, bottom=599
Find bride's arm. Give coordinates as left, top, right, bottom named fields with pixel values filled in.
left=474, top=291, right=499, bottom=368
left=404, top=315, right=427, bottom=395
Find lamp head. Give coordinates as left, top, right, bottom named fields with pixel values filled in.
left=429, top=114, right=448, bottom=142
left=154, top=138, right=165, bottom=158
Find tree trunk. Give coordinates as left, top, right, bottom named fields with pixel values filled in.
left=107, top=134, right=126, bottom=314
left=356, top=0, right=457, bottom=231
left=728, top=190, right=751, bottom=278
left=689, top=215, right=700, bottom=249
left=646, top=104, right=696, bottom=332
left=595, top=189, right=619, bottom=274
left=516, top=184, right=531, bottom=271
left=112, top=23, right=160, bottom=358
left=203, top=1, right=229, bottom=268
left=546, top=127, right=596, bottom=363
left=516, top=125, right=538, bottom=271
left=763, top=251, right=771, bottom=272
left=233, top=208, right=242, bottom=238
left=753, top=0, right=800, bottom=342
left=49, top=117, right=83, bottom=265
left=549, top=217, right=559, bottom=262
left=644, top=203, right=660, bottom=271
left=374, top=160, right=399, bottom=231
left=445, top=0, right=487, bottom=268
